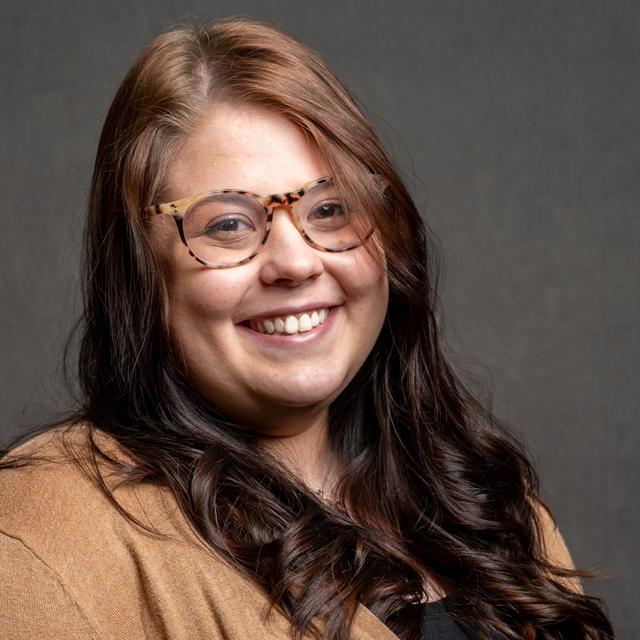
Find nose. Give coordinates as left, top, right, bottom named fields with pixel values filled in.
left=257, top=204, right=324, bottom=286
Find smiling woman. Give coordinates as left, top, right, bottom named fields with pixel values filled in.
left=0, top=16, right=613, bottom=640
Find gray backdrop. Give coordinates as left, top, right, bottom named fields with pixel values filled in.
left=1, top=1, right=637, bottom=637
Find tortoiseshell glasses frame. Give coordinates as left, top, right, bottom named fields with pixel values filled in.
left=142, top=175, right=380, bottom=269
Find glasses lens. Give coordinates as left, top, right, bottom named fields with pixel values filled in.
left=183, top=193, right=266, bottom=266
left=298, top=180, right=373, bottom=250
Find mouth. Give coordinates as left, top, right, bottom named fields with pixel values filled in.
left=239, top=306, right=336, bottom=336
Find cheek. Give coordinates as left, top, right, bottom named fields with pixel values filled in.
left=164, top=267, right=247, bottom=344
left=340, top=248, right=388, bottom=307
left=334, top=249, right=389, bottom=340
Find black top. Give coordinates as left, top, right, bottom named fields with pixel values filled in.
left=420, top=599, right=479, bottom=640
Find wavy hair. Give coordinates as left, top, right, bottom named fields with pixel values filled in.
left=1, top=17, right=613, bottom=640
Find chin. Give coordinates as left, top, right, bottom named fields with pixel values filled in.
left=265, top=386, right=339, bottom=409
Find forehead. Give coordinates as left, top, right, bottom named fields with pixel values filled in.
left=163, top=103, right=332, bottom=200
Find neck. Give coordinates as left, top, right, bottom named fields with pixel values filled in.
left=258, top=408, right=338, bottom=497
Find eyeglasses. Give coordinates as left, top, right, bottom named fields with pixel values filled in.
left=143, top=176, right=378, bottom=269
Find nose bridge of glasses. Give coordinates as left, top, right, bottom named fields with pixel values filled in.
left=264, top=191, right=306, bottom=231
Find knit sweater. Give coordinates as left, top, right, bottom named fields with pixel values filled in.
left=0, top=424, right=403, bottom=639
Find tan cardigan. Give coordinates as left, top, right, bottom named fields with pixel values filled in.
left=0, top=425, right=399, bottom=640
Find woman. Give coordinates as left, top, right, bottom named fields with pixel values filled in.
left=0, top=17, right=613, bottom=640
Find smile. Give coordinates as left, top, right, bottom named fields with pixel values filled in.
left=244, top=307, right=331, bottom=335
left=236, top=305, right=340, bottom=346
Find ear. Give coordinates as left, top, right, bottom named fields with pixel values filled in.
left=534, top=500, right=584, bottom=594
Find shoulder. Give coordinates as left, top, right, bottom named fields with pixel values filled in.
left=1, top=425, right=123, bottom=562
left=0, top=423, right=223, bottom=636
left=0, top=423, right=111, bottom=518
left=0, top=424, right=128, bottom=636
left=531, top=499, right=583, bottom=593
left=0, top=422, right=192, bottom=562
left=0, top=423, right=125, bottom=533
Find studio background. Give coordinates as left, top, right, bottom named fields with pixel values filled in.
left=1, top=1, right=637, bottom=637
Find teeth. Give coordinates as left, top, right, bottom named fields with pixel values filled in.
left=247, top=307, right=332, bottom=335
left=284, top=316, right=298, bottom=334
left=264, top=319, right=275, bottom=334
left=298, top=313, right=312, bottom=332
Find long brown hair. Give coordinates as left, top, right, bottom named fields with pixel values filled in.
left=1, top=17, right=613, bottom=640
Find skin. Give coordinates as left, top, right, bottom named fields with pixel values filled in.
left=148, top=103, right=389, bottom=493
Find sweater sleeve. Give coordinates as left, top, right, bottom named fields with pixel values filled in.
left=0, top=532, right=97, bottom=639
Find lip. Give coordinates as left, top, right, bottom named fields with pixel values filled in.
left=235, top=302, right=342, bottom=325
left=235, top=305, right=340, bottom=346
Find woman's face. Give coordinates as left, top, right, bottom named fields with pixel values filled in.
left=149, top=104, right=389, bottom=434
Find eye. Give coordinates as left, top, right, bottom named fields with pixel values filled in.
left=185, top=192, right=264, bottom=245
left=307, top=201, right=347, bottom=227
left=203, top=215, right=256, bottom=239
